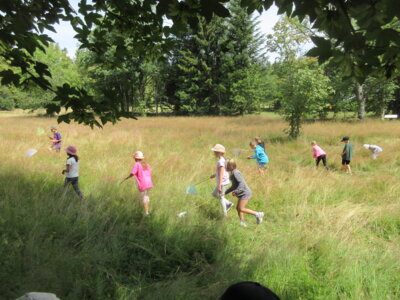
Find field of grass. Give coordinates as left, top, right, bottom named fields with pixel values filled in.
left=1, top=112, right=399, bottom=299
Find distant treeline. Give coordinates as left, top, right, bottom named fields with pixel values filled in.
left=1, top=1, right=399, bottom=126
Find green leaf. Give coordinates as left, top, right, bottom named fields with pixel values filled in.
left=0, top=70, right=20, bottom=86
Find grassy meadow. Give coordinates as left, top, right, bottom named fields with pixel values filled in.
left=0, top=113, right=400, bottom=299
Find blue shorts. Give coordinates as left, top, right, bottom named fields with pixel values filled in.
left=51, top=143, right=61, bottom=152
left=258, top=163, right=266, bottom=168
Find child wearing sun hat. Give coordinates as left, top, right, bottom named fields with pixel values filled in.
left=49, top=125, right=62, bottom=152
left=62, top=145, right=85, bottom=199
left=210, top=144, right=233, bottom=217
left=122, top=151, right=153, bottom=215
left=363, top=144, right=383, bottom=160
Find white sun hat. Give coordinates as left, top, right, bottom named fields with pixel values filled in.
left=363, top=144, right=370, bottom=149
left=133, top=151, right=144, bottom=159
left=211, top=144, right=226, bottom=153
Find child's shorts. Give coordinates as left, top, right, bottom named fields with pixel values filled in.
left=51, top=143, right=61, bottom=152
left=139, top=189, right=150, bottom=203
left=258, top=163, right=266, bottom=168
left=238, top=195, right=251, bottom=201
left=341, top=159, right=351, bottom=165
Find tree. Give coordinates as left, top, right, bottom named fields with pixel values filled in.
left=172, top=16, right=228, bottom=115
left=281, top=61, right=333, bottom=138
left=0, top=44, right=81, bottom=111
left=1, top=0, right=400, bottom=125
left=223, top=0, right=266, bottom=115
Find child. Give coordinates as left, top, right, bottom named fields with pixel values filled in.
left=363, top=144, right=383, bottom=160
left=225, top=159, right=264, bottom=227
left=255, top=136, right=265, bottom=151
left=62, top=145, right=85, bottom=199
left=122, top=151, right=153, bottom=215
left=311, top=141, right=328, bottom=169
left=247, top=142, right=269, bottom=175
left=210, top=144, right=233, bottom=216
left=341, top=136, right=353, bottom=174
left=49, top=125, right=62, bottom=152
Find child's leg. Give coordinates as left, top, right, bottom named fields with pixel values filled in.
left=237, top=199, right=257, bottom=217
left=258, top=167, right=265, bottom=175
left=141, top=190, right=150, bottom=215
left=347, top=164, right=352, bottom=174
left=316, top=157, right=321, bottom=167
left=322, top=156, right=328, bottom=168
left=71, top=177, right=84, bottom=199
left=62, top=178, right=70, bottom=196
left=213, top=185, right=231, bottom=216
left=236, top=201, right=244, bottom=221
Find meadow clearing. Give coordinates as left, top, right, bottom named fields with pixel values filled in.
left=0, top=112, right=400, bottom=300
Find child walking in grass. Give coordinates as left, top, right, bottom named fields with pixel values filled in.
left=122, top=151, right=153, bottom=215
left=247, top=142, right=269, bottom=175
left=62, top=145, right=85, bottom=200
left=210, top=144, right=233, bottom=217
left=341, top=136, right=353, bottom=174
left=225, top=159, right=264, bottom=227
left=363, top=144, right=383, bottom=160
left=311, top=141, right=328, bottom=169
left=49, top=125, right=62, bottom=152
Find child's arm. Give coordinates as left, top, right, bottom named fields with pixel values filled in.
left=247, top=152, right=256, bottom=159
left=121, top=174, right=134, bottom=184
left=312, top=147, right=317, bottom=158
left=62, top=164, right=71, bottom=174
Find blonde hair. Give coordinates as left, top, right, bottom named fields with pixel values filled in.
left=226, top=159, right=237, bottom=172
left=135, top=158, right=149, bottom=170
left=311, top=141, right=317, bottom=145
left=249, top=141, right=257, bottom=147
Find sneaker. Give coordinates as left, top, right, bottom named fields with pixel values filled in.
left=255, top=212, right=264, bottom=224
left=239, top=221, right=248, bottom=227
left=226, top=202, right=233, bottom=212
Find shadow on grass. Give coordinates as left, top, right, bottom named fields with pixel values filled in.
left=0, top=171, right=246, bottom=300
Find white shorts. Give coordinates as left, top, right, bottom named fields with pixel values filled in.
left=140, top=189, right=150, bottom=203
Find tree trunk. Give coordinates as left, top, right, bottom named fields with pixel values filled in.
left=355, top=82, right=366, bottom=120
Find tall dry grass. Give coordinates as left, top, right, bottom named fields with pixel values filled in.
left=0, top=113, right=399, bottom=299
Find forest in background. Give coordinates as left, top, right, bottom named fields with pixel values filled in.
left=1, top=1, right=400, bottom=137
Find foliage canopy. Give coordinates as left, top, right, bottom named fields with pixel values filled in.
left=1, top=0, right=399, bottom=125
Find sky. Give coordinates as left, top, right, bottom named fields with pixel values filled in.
left=47, top=1, right=281, bottom=59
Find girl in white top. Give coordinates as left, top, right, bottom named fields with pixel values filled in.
left=62, top=145, right=85, bottom=199
left=210, top=144, right=233, bottom=216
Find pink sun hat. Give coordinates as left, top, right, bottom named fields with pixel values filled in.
left=65, top=145, right=77, bottom=155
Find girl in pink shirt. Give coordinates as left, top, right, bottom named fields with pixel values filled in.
left=122, top=151, right=153, bottom=215
left=311, top=141, right=328, bottom=169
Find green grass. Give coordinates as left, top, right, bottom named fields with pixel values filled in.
left=0, top=113, right=399, bottom=299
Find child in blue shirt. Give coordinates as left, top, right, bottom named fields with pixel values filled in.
left=247, top=142, right=269, bottom=175
left=49, top=125, right=62, bottom=152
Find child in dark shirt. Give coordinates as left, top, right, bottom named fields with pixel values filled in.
left=225, top=159, right=264, bottom=227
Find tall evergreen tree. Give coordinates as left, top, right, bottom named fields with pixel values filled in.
left=173, top=17, right=228, bottom=115
left=223, top=0, right=266, bottom=114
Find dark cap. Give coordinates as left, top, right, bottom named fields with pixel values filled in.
left=221, top=281, right=280, bottom=300
left=341, top=136, right=350, bottom=141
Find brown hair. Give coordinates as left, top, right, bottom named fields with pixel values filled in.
left=226, top=159, right=237, bottom=172
left=249, top=141, right=257, bottom=147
